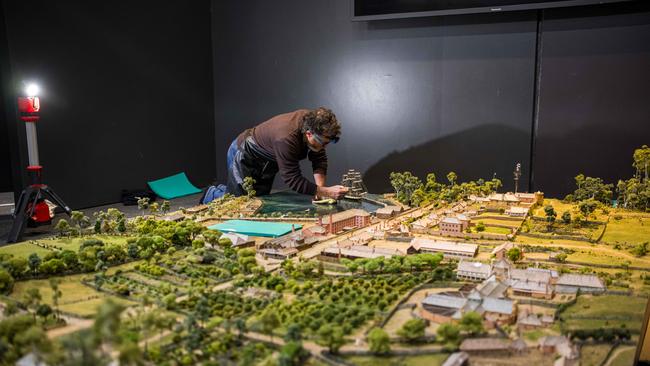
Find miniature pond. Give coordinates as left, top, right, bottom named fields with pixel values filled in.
left=257, top=191, right=387, bottom=216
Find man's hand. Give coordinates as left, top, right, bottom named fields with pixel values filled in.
left=317, top=185, right=349, bottom=200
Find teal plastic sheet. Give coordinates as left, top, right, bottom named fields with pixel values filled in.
left=208, top=220, right=302, bottom=238
left=147, top=172, right=201, bottom=199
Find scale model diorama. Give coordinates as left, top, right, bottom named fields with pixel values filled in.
left=1, top=145, right=649, bottom=366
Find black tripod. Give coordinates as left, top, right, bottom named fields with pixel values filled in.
left=7, top=180, right=71, bottom=243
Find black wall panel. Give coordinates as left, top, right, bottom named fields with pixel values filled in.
left=213, top=0, right=650, bottom=198
left=2, top=0, right=216, bottom=208
left=533, top=2, right=650, bottom=197
left=212, top=0, right=537, bottom=194
left=0, top=3, right=13, bottom=193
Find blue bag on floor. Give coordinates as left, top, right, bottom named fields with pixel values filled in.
left=200, top=184, right=227, bottom=204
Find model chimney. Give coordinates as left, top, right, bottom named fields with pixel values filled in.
left=329, top=213, right=334, bottom=234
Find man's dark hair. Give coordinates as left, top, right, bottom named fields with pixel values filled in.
left=301, top=107, right=341, bottom=138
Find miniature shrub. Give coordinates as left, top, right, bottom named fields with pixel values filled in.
left=80, top=238, right=104, bottom=250
left=116, top=284, right=130, bottom=296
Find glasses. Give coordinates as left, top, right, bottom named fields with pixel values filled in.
left=312, top=133, right=339, bottom=146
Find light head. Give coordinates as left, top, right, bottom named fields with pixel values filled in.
left=18, top=82, right=41, bottom=123
left=25, top=83, right=40, bottom=97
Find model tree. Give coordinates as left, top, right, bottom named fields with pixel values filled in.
left=567, top=174, right=613, bottom=204
left=49, top=278, right=62, bottom=320
left=397, top=318, right=426, bottom=343
left=93, top=299, right=126, bottom=359
left=446, top=171, right=457, bottom=186
left=616, top=176, right=649, bottom=211
left=4, top=257, right=27, bottom=278
left=36, top=304, right=53, bottom=321
left=55, top=218, right=71, bottom=237
left=544, top=205, right=557, bottom=230
left=285, top=323, right=302, bottom=342
left=317, top=324, right=345, bottom=354
left=117, top=218, right=127, bottom=233
left=23, top=288, right=42, bottom=321
left=237, top=248, right=257, bottom=273
left=28, top=253, right=41, bottom=275
left=507, top=247, right=523, bottom=262
left=0, top=268, right=14, bottom=294
left=475, top=221, right=486, bottom=232
left=259, top=307, right=280, bottom=340
left=400, top=171, right=503, bottom=207
left=149, top=202, right=160, bottom=216
left=279, top=341, right=309, bottom=366
left=459, top=311, right=484, bottom=336
left=4, top=323, right=52, bottom=364
left=390, top=171, right=423, bottom=206
left=485, top=177, right=503, bottom=193
left=118, top=341, right=144, bottom=366
left=578, top=199, right=599, bottom=220
left=436, top=322, right=460, bottom=345
left=425, top=173, right=439, bottom=191
left=561, top=211, right=572, bottom=224
left=137, top=196, right=150, bottom=216
left=242, top=176, right=257, bottom=198
left=70, top=210, right=90, bottom=236
left=203, top=230, right=222, bottom=248
left=633, top=144, right=650, bottom=181
left=631, top=242, right=649, bottom=257
left=368, top=327, right=390, bottom=355
left=161, top=200, right=171, bottom=215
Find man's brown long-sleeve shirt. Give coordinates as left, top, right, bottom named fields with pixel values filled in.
left=236, top=109, right=328, bottom=195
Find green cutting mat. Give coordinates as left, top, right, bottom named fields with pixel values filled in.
left=147, top=172, right=201, bottom=199
left=208, top=220, right=301, bottom=238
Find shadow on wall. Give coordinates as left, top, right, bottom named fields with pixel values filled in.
left=534, top=124, right=649, bottom=199
left=362, top=124, right=531, bottom=194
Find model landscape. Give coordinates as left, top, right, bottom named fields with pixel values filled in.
left=1, top=146, right=649, bottom=366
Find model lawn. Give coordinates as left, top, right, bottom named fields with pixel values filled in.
left=340, top=353, right=450, bottom=366
left=558, top=294, right=647, bottom=333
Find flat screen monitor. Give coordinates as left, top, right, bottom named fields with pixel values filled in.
left=352, top=0, right=635, bottom=21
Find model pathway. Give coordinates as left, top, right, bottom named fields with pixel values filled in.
left=603, top=345, right=636, bottom=366
left=46, top=315, right=93, bottom=339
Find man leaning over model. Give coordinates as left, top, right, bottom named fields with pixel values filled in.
left=226, top=107, right=348, bottom=200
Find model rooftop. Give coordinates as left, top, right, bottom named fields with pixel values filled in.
left=410, top=238, right=478, bottom=254
left=321, top=245, right=402, bottom=259
left=556, top=274, right=605, bottom=289
left=320, top=209, right=370, bottom=224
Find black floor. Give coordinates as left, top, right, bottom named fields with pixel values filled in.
left=0, top=192, right=203, bottom=245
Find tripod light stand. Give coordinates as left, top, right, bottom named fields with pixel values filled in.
left=7, top=83, right=71, bottom=243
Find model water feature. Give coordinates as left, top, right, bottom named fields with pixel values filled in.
left=256, top=170, right=389, bottom=216
left=257, top=191, right=388, bottom=216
